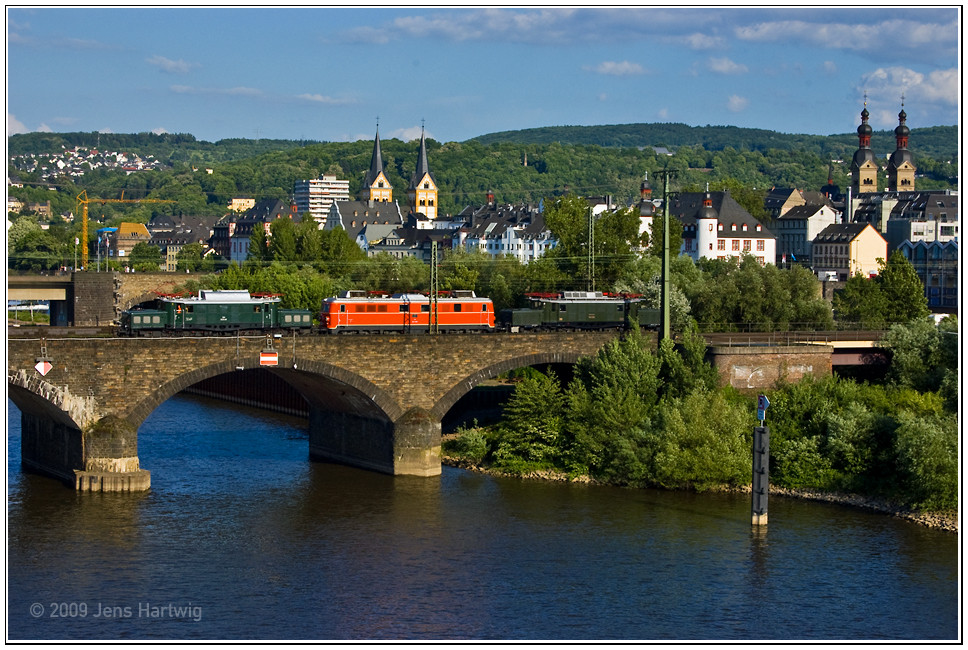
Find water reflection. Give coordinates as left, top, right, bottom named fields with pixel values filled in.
left=7, top=396, right=958, bottom=641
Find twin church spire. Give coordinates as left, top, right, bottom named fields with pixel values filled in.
left=851, top=95, right=917, bottom=194
left=362, top=122, right=438, bottom=219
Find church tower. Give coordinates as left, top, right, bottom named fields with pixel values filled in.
left=408, top=126, right=438, bottom=220
left=363, top=124, right=392, bottom=205
left=850, top=99, right=879, bottom=194
left=887, top=99, right=916, bottom=191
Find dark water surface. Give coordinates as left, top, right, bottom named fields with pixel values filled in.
left=7, top=395, right=959, bottom=640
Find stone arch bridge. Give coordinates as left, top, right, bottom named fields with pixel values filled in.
left=7, top=331, right=625, bottom=491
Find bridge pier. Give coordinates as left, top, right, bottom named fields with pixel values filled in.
left=308, top=406, right=441, bottom=477
left=19, top=410, right=150, bottom=492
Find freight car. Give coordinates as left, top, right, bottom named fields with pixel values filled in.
left=320, top=290, right=495, bottom=333
left=498, top=291, right=660, bottom=331
left=119, top=290, right=314, bottom=335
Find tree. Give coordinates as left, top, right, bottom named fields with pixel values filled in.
left=833, top=272, right=888, bottom=328
left=492, top=368, right=565, bottom=468
left=248, top=225, right=270, bottom=263
left=128, top=242, right=164, bottom=271
left=881, top=317, right=957, bottom=396
left=176, top=243, right=204, bottom=271
left=268, top=218, right=298, bottom=262
left=876, top=250, right=929, bottom=323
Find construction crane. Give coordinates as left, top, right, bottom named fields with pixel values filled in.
left=75, top=190, right=174, bottom=268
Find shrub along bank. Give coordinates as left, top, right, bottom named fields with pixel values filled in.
left=443, top=318, right=959, bottom=516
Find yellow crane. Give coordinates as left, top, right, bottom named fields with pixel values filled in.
left=75, top=190, right=174, bottom=268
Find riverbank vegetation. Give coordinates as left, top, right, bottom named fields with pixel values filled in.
left=444, top=315, right=959, bottom=514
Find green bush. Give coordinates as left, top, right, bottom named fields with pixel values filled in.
left=648, top=390, right=753, bottom=490
left=443, top=426, right=489, bottom=464
left=892, top=412, right=958, bottom=510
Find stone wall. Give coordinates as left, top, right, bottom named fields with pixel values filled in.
left=71, top=272, right=117, bottom=326
left=707, top=344, right=833, bottom=391
left=115, top=272, right=208, bottom=311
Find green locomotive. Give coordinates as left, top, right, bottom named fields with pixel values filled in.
left=120, top=290, right=313, bottom=335
left=497, top=291, right=660, bottom=331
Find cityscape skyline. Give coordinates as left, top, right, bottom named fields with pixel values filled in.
left=6, top=6, right=960, bottom=144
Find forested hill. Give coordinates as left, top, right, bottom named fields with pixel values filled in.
left=470, top=123, right=958, bottom=161
left=7, top=131, right=319, bottom=164
left=8, top=123, right=958, bottom=164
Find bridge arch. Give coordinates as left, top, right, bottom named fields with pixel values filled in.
left=123, top=358, right=402, bottom=430
left=431, top=350, right=588, bottom=421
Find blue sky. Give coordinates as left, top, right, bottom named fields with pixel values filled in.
left=6, top=6, right=960, bottom=144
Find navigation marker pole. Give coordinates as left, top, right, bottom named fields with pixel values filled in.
left=752, top=394, right=770, bottom=526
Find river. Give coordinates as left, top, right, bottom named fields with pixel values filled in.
left=6, top=394, right=959, bottom=641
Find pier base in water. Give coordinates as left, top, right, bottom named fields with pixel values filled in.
left=75, top=469, right=151, bottom=492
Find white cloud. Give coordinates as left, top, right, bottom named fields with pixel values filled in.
left=586, top=60, right=647, bottom=76
left=147, top=55, right=199, bottom=74
left=7, top=114, right=28, bottom=136
left=709, top=57, right=748, bottom=75
left=822, top=60, right=838, bottom=75
left=37, top=123, right=53, bottom=133
left=734, top=17, right=957, bottom=64
left=152, top=127, right=168, bottom=135
left=684, top=32, right=725, bottom=50
left=296, top=93, right=354, bottom=105
left=726, top=95, right=749, bottom=112
left=392, top=126, right=432, bottom=141
left=858, top=66, right=959, bottom=127
left=171, top=85, right=263, bottom=97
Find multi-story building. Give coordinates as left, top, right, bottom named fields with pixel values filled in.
left=455, top=201, right=556, bottom=263
left=811, top=222, right=887, bottom=280
left=228, top=198, right=255, bottom=213
left=293, top=174, right=350, bottom=225
left=896, top=239, right=958, bottom=310
left=773, top=201, right=839, bottom=266
left=111, top=222, right=152, bottom=258
left=672, top=190, right=776, bottom=266
left=884, top=190, right=959, bottom=251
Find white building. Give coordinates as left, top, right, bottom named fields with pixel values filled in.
left=294, top=174, right=351, bottom=225
left=673, top=191, right=777, bottom=266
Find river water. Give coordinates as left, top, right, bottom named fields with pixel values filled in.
left=6, top=394, right=959, bottom=641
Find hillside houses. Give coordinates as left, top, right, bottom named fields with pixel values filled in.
left=10, top=146, right=165, bottom=181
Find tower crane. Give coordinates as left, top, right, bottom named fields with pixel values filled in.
left=75, top=190, right=174, bottom=268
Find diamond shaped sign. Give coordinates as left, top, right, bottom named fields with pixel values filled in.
left=35, top=360, right=53, bottom=376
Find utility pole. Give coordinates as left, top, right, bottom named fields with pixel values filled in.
left=587, top=206, right=595, bottom=292
left=429, top=240, right=439, bottom=334
left=654, top=169, right=677, bottom=341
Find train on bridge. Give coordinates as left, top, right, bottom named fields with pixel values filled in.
left=117, top=289, right=661, bottom=336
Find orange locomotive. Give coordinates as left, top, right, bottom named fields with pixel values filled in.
left=320, top=290, right=495, bottom=334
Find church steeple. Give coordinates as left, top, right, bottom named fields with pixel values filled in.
left=887, top=97, right=916, bottom=191
left=850, top=96, right=878, bottom=194
left=408, top=124, right=438, bottom=219
left=363, top=122, right=392, bottom=204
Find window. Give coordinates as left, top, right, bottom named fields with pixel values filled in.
left=718, top=240, right=725, bottom=250
left=732, top=240, right=740, bottom=251
left=756, top=240, right=765, bottom=251
left=743, top=240, right=751, bottom=251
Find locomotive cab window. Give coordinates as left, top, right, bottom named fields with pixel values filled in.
left=253, top=306, right=261, bottom=313
left=454, top=304, right=462, bottom=312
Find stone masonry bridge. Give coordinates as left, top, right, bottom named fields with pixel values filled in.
left=8, top=331, right=628, bottom=491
